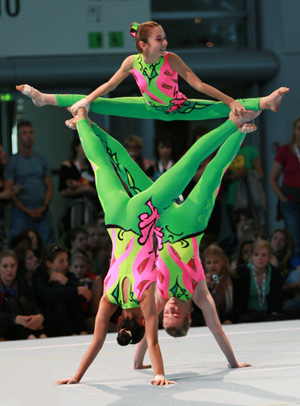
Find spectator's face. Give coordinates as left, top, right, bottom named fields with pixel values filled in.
left=27, top=230, right=39, bottom=251
left=49, top=252, right=68, bottom=274
left=0, top=255, right=18, bottom=287
left=235, top=215, right=248, bottom=232
left=25, top=250, right=38, bottom=273
left=72, top=232, right=88, bottom=250
left=18, top=125, right=35, bottom=148
left=126, top=143, right=141, bottom=159
left=270, top=231, right=286, bottom=254
left=87, top=227, right=100, bottom=248
left=252, top=247, right=270, bottom=269
left=204, top=255, right=223, bottom=275
left=241, top=242, right=253, bottom=263
left=69, top=258, right=88, bottom=279
left=157, top=142, right=171, bottom=160
left=0, top=145, right=6, bottom=165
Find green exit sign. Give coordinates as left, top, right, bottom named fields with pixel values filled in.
left=109, top=32, right=123, bottom=48
left=88, top=33, right=103, bottom=48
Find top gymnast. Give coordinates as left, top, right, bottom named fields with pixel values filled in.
left=16, top=21, right=289, bottom=122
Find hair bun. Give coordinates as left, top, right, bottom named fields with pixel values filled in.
left=129, top=22, right=140, bottom=38
left=117, top=328, right=132, bottom=346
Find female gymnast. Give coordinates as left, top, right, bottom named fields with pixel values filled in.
left=16, top=21, right=288, bottom=122
left=65, top=108, right=262, bottom=373
left=57, top=107, right=257, bottom=386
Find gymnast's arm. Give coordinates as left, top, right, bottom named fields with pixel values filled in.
left=192, top=280, right=251, bottom=368
left=139, top=284, right=176, bottom=385
left=70, top=56, right=134, bottom=113
left=56, top=293, right=117, bottom=384
left=168, top=52, right=245, bottom=117
left=133, top=290, right=167, bottom=369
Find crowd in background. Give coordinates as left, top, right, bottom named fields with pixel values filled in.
left=0, top=116, right=299, bottom=341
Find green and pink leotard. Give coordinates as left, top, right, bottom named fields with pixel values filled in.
left=75, top=117, right=239, bottom=308
left=87, top=118, right=246, bottom=302
left=55, top=52, right=260, bottom=122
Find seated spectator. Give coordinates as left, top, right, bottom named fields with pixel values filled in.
left=33, top=244, right=92, bottom=337
left=64, top=227, right=89, bottom=258
left=58, top=137, right=100, bottom=237
left=69, top=252, right=103, bottom=318
left=231, top=240, right=283, bottom=323
left=230, top=239, right=254, bottom=270
left=16, top=228, right=44, bottom=264
left=0, top=249, right=46, bottom=340
left=124, top=134, right=154, bottom=172
left=269, top=228, right=300, bottom=283
left=219, top=208, right=253, bottom=260
left=14, top=245, right=39, bottom=287
left=203, top=245, right=235, bottom=324
left=240, top=218, right=265, bottom=243
left=84, top=223, right=111, bottom=277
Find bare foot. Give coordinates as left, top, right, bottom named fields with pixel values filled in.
left=259, top=87, right=290, bottom=112
left=230, top=109, right=261, bottom=133
left=16, top=84, right=57, bottom=107
left=65, top=107, right=86, bottom=129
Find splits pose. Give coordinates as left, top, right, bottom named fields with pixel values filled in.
left=17, top=21, right=288, bottom=122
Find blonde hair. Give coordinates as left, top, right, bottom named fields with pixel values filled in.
left=130, top=21, right=161, bottom=53
left=250, top=239, right=272, bottom=259
left=203, top=245, right=234, bottom=277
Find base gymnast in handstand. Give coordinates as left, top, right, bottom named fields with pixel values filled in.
left=57, top=107, right=258, bottom=386
left=64, top=108, right=262, bottom=375
left=17, top=21, right=288, bottom=123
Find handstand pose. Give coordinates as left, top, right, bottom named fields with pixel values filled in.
left=57, top=107, right=258, bottom=386
left=64, top=108, right=262, bottom=373
left=17, top=21, right=289, bottom=122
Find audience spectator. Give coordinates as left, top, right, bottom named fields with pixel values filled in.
left=32, top=244, right=91, bottom=337
left=230, top=239, right=254, bottom=270
left=84, top=223, right=111, bottom=277
left=269, top=228, right=300, bottom=282
left=0, top=249, right=46, bottom=340
left=0, top=144, right=14, bottom=250
left=4, top=120, right=54, bottom=245
left=146, top=132, right=177, bottom=181
left=69, top=252, right=102, bottom=318
left=224, top=143, right=266, bottom=227
left=124, top=134, right=154, bottom=172
left=219, top=208, right=253, bottom=260
left=231, top=240, right=283, bottom=323
left=14, top=245, right=39, bottom=287
left=269, top=116, right=300, bottom=255
left=58, top=137, right=100, bottom=237
left=21, top=228, right=44, bottom=263
left=203, top=245, right=235, bottom=324
left=64, top=227, right=89, bottom=258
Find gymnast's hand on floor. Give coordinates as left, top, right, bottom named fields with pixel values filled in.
left=151, top=375, right=177, bottom=386
left=56, top=377, right=79, bottom=385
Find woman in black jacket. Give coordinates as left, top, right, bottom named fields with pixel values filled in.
left=231, top=239, right=283, bottom=323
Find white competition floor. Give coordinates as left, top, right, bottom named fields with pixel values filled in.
left=1, top=320, right=300, bottom=406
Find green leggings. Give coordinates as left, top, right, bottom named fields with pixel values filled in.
left=56, top=94, right=260, bottom=121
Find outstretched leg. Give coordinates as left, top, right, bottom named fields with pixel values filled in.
left=16, top=84, right=289, bottom=121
